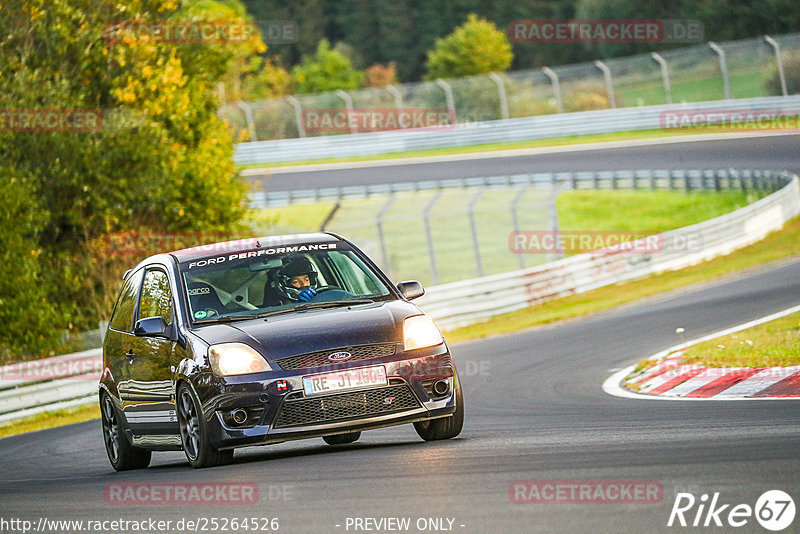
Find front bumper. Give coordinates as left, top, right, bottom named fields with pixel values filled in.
left=192, top=344, right=457, bottom=450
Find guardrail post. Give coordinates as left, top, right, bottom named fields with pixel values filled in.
left=708, top=42, right=732, bottom=100
left=764, top=36, right=788, bottom=97
left=510, top=186, right=529, bottom=270
left=548, top=185, right=566, bottom=262
left=336, top=89, right=358, bottom=133
left=542, top=67, right=563, bottom=113
left=435, top=79, right=456, bottom=120
left=593, top=60, right=616, bottom=109
left=286, top=96, right=306, bottom=138
left=488, top=73, right=510, bottom=120
left=423, top=191, right=443, bottom=284
left=385, top=84, right=404, bottom=110
left=376, top=195, right=396, bottom=271
left=336, top=90, right=358, bottom=134
left=235, top=101, right=258, bottom=142
left=468, top=189, right=486, bottom=277
left=650, top=52, right=673, bottom=105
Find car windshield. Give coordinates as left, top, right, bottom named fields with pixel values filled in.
left=178, top=241, right=394, bottom=323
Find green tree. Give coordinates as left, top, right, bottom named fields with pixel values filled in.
left=291, top=39, right=364, bottom=93
left=0, top=171, right=59, bottom=362
left=0, top=0, right=248, bottom=354
left=424, top=14, right=513, bottom=80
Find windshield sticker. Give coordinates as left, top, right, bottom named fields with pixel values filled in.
left=188, top=287, right=210, bottom=295
left=186, top=242, right=338, bottom=269
left=194, top=310, right=207, bottom=320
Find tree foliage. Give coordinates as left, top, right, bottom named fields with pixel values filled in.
left=291, top=39, right=364, bottom=94
left=0, top=0, right=249, bottom=358
left=424, top=14, right=513, bottom=80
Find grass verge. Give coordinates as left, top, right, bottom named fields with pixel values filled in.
left=0, top=403, right=99, bottom=440
left=444, top=215, right=800, bottom=343
left=681, top=312, right=800, bottom=368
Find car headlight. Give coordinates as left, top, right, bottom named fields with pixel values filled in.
left=208, top=343, right=272, bottom=376
left=403, top=315, right=444, bottom=351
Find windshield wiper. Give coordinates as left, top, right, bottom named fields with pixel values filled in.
left=193, top=313, right=270, bottom=324
left=293, top=299, right=374, bottom=311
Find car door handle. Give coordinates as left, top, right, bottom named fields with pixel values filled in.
left=125, top=350, right=135, bottom=363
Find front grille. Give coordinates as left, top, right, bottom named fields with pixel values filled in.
left=274, top=343, right=396, bottom=370
left=273, top=384, right=420, bottom=428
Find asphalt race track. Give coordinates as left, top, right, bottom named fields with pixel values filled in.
left=252, top=133, right=800, bottom=192
left=2, top=136, right=800, bottom=534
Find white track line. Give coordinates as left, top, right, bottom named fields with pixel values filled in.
left=603, top=303, right=800, bottom=401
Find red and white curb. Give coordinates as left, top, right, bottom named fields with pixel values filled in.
left=603, top=304, right=800, bottom=401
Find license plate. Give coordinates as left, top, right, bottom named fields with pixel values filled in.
left=302, top=366, right=387, bottom=396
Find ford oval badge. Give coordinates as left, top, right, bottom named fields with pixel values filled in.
left=328, top=351, right=352, bottom=362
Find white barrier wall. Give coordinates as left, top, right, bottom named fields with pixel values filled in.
left=418, top=172, right=800, bottom=330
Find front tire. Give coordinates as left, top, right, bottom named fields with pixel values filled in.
left=414, top=373, right=464, bottom=441
left=322, top=432, right=361, bottom=445
left=177, top=384, right=233, bottom=468
left=100, top=392, right=151, bottom=471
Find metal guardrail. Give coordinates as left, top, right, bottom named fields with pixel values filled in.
left=234, top=96, right=800, bottom=165
left=252, top=167, right=789, bottom=209
left=1, top=168, right=797, bottom=424
left=0, top=348, right=101, bottom=424
left=417, top=170, right=800, bottom=329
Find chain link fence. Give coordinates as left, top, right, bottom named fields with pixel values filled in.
left=221, top=33, right=800, bottom=142
left=253, top=169, right=782, bottom=287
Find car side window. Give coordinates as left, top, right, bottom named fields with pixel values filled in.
left=108, top=268, right=144, bottom=333
left=139, top=269, right=173, bottom=324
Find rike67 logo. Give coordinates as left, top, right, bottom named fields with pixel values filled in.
left=668, top=490, right=795, bottom=531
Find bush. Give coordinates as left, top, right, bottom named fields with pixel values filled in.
left=565, top=90, right=610, bottom=112
left=424, top=14, right=513, bottom=80
left=764, top=52, right=800, bottom=95
left=0, top=171, right=60, bottom=362
left=291, top=40, right=364, bottom=94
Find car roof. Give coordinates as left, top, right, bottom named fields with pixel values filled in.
left=168, top=232, right=343, bottom=264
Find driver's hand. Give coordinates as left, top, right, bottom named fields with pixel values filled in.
left=298, top=287, right=317, bottom=302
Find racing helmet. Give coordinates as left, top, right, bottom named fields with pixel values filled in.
left=274, top=255, right=319, bottom=301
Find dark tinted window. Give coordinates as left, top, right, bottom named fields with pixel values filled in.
left=139, top=269, right=173, bottom=323
left=108, top=268, right=144, bottom=332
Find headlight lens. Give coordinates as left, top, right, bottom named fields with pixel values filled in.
left=403, top=315, right=443, bottom=351
left=208, top=343, right=271, bottom=376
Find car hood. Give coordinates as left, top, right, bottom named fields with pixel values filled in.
left=190, top=300, right=423, bottom=361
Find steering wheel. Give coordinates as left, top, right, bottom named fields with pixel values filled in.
left=313, top=285, right=338, bottom=293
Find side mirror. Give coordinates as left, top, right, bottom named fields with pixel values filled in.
left=396, top=280, right=425, bottom=300
left=134, top=316, right=169, bottom=338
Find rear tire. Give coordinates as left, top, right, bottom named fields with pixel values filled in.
left=177, top=384, right=233, bottom=468
left=322, top=432, right=361, bottom=445
left=100, top=392, right=151, bottom=471
left=414, top=372, right=464, bottom=441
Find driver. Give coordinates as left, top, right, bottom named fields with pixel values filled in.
left=274, top=255, right=319, bottom=302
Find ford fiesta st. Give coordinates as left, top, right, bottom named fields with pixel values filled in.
left=99, top=233, right=463, bottom=469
